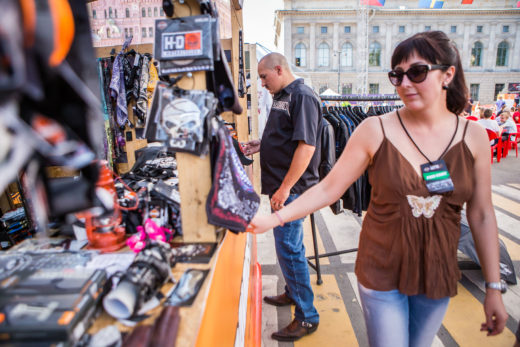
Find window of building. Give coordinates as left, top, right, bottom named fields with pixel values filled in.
left=496, top=41, right=509, bottom=66
left=142, top=27, right=146, bottom=38
left=494, top=84, right=504, bottom=100
left=503, top=25, right=509, bottom=33
left=369, top=83, right=379, bottom=94
left=340, top=43, right=353, bottom=67
left=126, top=8, right=130, bottom=18
left=109, top=7, right=113, bottom=18
left=342, top=83, right=352, bottom=95
left=106, top=28, right=110, bottom=38
left=425, top=25, right=431, bottom=31
left=373, top=26, right=379, bottom=33
left=149, top=27, right=153, bottom=37
left=470, top=84, right=479, bottom=101
left=154, top=7, right=158, bottom=17
left=399, top=25, right=405, bottom=33
left=114, top=9, right=117, bottom=18
left=319, top=86, right=328, bottom=94
left=451, top=26, right=456, bottom=33
left=297, top=26, right=304, bottom=34
left=160, top=8, right=164, bottom=16
left=294, top=43, right=306, bottom=67
left=124, top=28, right=128, bottom=38
left=369, top=42, right=381, bottom=67
left=318, top=42, right=330, bottom=67
left=142, top=8, right=145, bottom=17
left=147, top=7, right=151, bottom=17
left=93, top=10, right=97, bottom=18
left=321, top=26, right=328, bottom=34
left=130, top=27, right=133, bottom=37
left=104, top=9, right=107, bottom=18
left=344, top=26, right=351, bottom=33
left=471, top=41, right=483, bottom=67
left=476, top=25, right=483, bottom=33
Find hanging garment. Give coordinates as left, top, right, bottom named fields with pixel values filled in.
left=135, top=54, right=151, bottom=123
left=206, top=122, right=260, bottom=233
left=109, top=54, right=128, bottom=127
left=319, top=118, right=341, bottom=214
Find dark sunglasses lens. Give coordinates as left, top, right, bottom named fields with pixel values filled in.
left=407, top=65, right=429, bottom=83
left=388, top=71, right=402, bottom=86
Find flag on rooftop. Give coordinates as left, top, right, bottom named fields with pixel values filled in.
left=361, top=0, right=385, bottom=6
left=461, top=0, right=473, bottom=4
left=418, top=0, right=445, bottom=8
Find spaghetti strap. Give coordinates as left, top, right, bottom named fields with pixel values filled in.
left=462, top=118, right=470, bottom=140
left=378, top=117, right=386, bottom=137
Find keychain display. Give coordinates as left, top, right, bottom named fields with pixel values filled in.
left=154, top=15, right=214, bottom=74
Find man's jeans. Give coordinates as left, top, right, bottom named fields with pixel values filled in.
left=358, top=282, right=450, bottom=347
left=273, top=194, right=319, bottom=324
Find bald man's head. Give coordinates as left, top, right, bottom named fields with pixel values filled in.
left=258, top=53, right=295, bottom=94
left=259, top=52, right=291, bottom=72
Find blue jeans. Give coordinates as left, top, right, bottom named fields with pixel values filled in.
left=273, top=194, right=319, bottom=324
left=358, top=282, right=449, bottom=347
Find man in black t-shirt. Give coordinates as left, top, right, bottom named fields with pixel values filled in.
left=242, top=53, right=321, bottom=342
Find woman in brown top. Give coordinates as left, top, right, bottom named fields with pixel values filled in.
left=248, top=31, right=507, bottom=346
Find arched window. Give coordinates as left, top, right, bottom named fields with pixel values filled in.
left=318, top=42, right=330, bottom=67
left=108, top=7, right=113, bottom=18
left=369, top=42, right=381, bottom=66
left=341, top=43, right=353, bottom=67
left=126, top=8, right=130, bottom=18
left=148, top=7, right=152, bottom=17
left=471, top=41, right=483, bottom=66
left=154, top=7, right=158, bottom=17
left=496, top=41, right=509, bottom=66
left=294, top=43, right=306, bottom=67
left=142, top=8, right=145, bottom=17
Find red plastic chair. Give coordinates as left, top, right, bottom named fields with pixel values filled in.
left=466, top=115, right=478, bottom=121
left=502, top=127, right=519, bottom=158
left=486, top=129, right=502, bottom=163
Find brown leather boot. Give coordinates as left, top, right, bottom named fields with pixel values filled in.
left=263, top=293, right=295, bottom=307
left=271, top=319, right=319, bottom=341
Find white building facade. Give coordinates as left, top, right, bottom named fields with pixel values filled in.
left=275, top=0, right=520, bottom=103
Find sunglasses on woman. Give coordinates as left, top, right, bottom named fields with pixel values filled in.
left=388, top=64, right=449, bottom=87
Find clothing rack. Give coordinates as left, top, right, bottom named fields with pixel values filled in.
left=308, top=95, right=402, bottom=285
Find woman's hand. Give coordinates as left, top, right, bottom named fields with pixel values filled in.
left=246, top=213, right=279, bottom=234
left=480, top=290, right=508, bottom=336
left=241, top=140, right=261, bottom=156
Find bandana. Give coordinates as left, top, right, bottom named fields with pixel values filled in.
left=206, top=123, right=260, bottom=232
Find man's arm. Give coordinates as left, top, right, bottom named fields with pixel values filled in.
left=270, top=141, right=315, bottom=211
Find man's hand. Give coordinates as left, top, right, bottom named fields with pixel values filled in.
left=271, top=186, right=290, bottom=211
left=241, top=139, right=261, bottom=156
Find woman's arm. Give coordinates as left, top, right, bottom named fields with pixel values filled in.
left=465, top=122, right=508, bottom=336
left=248, top=116, right=383, bottom=233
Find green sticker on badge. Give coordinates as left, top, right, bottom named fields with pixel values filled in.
left=423, top=170, right=450, bottom=181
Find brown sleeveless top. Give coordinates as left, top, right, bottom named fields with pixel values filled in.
left=355, top=118, right=474, bottom=299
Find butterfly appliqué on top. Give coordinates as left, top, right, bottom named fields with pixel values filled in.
left=406, top=195, right=442, bottom=219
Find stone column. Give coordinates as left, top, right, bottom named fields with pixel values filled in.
left=310, top=23, right=316, bottom=69
left=462, top=22, right=470, bottom=69
left=284, top=17, right=292, bottom=65
left=333, top=22, right=339, bottom=70
left=486, top=23, right=497, bottom=70
left=385, top=23, right=392, bottom=70
left=512, top=22, right=520, bottom=69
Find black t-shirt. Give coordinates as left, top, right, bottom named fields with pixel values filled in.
left=260, top=78, right=322, bottom=196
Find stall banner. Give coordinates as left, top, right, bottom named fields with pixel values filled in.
left=508, top=83, right=520, bottom=93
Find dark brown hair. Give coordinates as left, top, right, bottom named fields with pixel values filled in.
left=483, top=108, right=492, bottom=118
left=391, top=31, right=468, bottom=115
